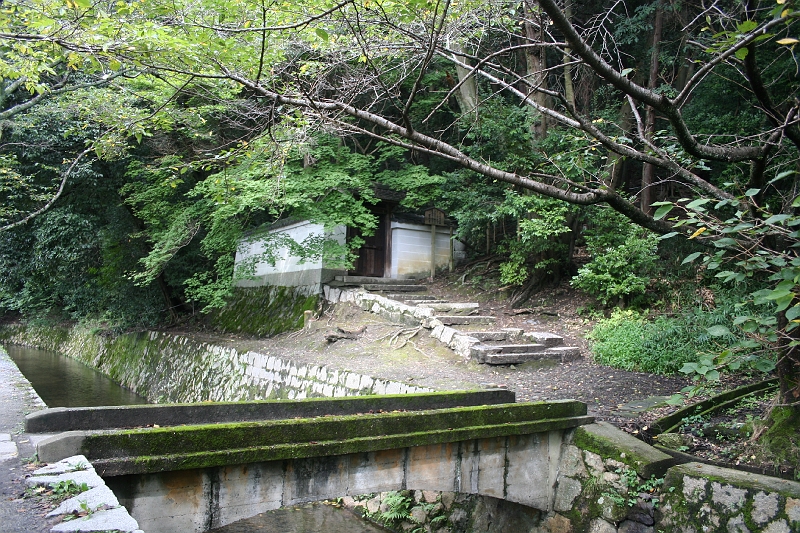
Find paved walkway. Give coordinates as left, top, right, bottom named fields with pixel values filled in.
left=0, top=346, right=57, bottom=532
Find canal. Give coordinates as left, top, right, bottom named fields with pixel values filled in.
left=6, top=344, right=389, bottom=533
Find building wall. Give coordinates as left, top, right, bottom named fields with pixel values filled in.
left=390, top=222, right=465, bottom=279
left=234, top=221, right=346, bottom=294
left=235, top=219, right=465, bottom=288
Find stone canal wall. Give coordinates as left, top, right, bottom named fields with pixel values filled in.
left=0, top=325, right=429, bottom=403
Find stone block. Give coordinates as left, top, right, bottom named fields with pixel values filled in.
left=47, top=485, right=120, bottom=517
left=588, top=518, right=617, bottom=533
left=51, top=506, right=141, bottom=532
left=573, top=422, right=676, bottom=479
left=407, top=442, right=458, bottom=493
left=460, top=437, right=506, bottom=499
left=349, top=449, right=406, bottom=496
left=216, top=462, right=283, bottom=526
left=559, top=445, right=588, bottom=478
left=752, top=491, right=780, bottom=525
left=553, top=476, right=582, bottom=512
left=618, top=520, right=654, bottom=533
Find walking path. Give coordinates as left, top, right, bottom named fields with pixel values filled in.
left=0, top=346, right=56, bottom=532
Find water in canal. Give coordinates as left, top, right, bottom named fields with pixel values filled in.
left=209, top=502, right=388, bottom=533
left=3, top=344, right=147, bottom=407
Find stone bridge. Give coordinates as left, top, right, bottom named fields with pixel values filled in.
left=28, top=390, right=594, bottom=533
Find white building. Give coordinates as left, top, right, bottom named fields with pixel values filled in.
left=235, top=212, right=465, bottom=295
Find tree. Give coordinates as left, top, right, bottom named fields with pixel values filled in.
left=2, top=0, right=798, bottom=403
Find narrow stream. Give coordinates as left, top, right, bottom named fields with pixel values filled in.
left=6, top=344, right=383, bottom=532
left=3, top=344, right=147, bottom=407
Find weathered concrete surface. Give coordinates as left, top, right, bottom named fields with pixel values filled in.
left=38, top=400, right=592, bottom=475
left=573, top=421, right=677, bottom=478
left=108, top=430, right=571, bottom=533
left=26, top=455, right=144, bottom=533
left=26, top=389, right=515, bottom=433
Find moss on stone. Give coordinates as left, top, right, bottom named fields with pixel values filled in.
left=209, top=286, right=319, bottom=337
left=759, top=406, right=800, bottom=468
left=573, top=422, right=674, bottom=479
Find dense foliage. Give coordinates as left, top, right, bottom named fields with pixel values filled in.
left=0, top=0, right=798, bottom=411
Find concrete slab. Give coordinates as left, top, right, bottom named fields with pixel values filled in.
left=50, top=505, right=140, bottom=532
left=46, top=485, right=120, bottom=517
left=0, top=438, right=17, bottom=461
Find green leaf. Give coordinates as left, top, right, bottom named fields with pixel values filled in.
left=658, top=232, right=679, bottom=240
left=754, top=359, right=776, bottom=373
left=686, top=198, right=711, bottom=210
left=315, top=28, right=329, bottom=41
left=735, top=48, right=749, bottom=60
left=763, top=214, right=790, bottom=225
left=786, top=305, right=800, bottom=321
left=653, top=204, right=673, bottom=220
left=737, top=20, right=758, bottom=33
left=682, top=251, right=702, bottom=264
left=713, top=238, right=737, bottom=248
left=769, top=170, right=795, bottom=184
left=705, top=370, right=720, bottom=381
left=744, top=188, right=760, bottom=197
left=707, top=325, right=732, bottom=337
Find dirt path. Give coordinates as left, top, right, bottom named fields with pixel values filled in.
left=189, top=281, right=693, bottom=425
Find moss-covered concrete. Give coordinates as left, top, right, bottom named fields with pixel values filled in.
left=54, top=401, right=592, bottom=475
left=209, top=286, right=319, bottom=337
left=572, top=421, right=676, bottom=479
left=25, top=389, right=517, bottom=433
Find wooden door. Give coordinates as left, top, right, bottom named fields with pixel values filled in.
left=349, top=215, right=388, bottom=277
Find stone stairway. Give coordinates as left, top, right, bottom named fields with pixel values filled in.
left=329, top=275, right=428, bottom=293
left=381, top=290, right=581, bottom=366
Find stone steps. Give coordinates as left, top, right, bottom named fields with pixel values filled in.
left=364, top=284, right=428, bottom=293
left=337, top=281, right=582, bottom=366
left=417, top=302, right=480, bottom=315
left=436, top=315, right=496, bottom=326
left=334, top=275, right=424, bottom=285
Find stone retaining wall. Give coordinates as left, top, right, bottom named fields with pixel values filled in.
left=0, top=325, right=429, bottom=403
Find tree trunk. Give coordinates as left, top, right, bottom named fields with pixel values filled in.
left=523, top=1, right=549, bottom=139
left=562, top=0, right=575, bottom=109
left=778, top=313, right=800, bottom=406
left=640, top=2, right=664, bottom=216
left=449, top=39, right=478, bottom=118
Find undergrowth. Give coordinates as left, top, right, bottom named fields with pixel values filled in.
left=588, top=287, right=763, bottom=374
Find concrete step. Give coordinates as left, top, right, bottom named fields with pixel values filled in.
left=523, top=331, right=565, bottom=348
left=436, top=315, right=496, bottom=326
left=472, top=343, right=548, bottom=355
left=405, top=298, right=448, bottom=305
left=484, top=346, right=581, bottom=365
left=459, top=328, right=524, bottom=342
left=364, top=284, right=428, bottom=292
left=418, top=302, right=480, bottom=315
left=335, top=276, right=423, bottom=285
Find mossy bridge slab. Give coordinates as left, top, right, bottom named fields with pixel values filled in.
left=29, top=391, right=593, bottom=533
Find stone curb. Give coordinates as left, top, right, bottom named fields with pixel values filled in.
left=27, top=455, right=144, bottom=533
